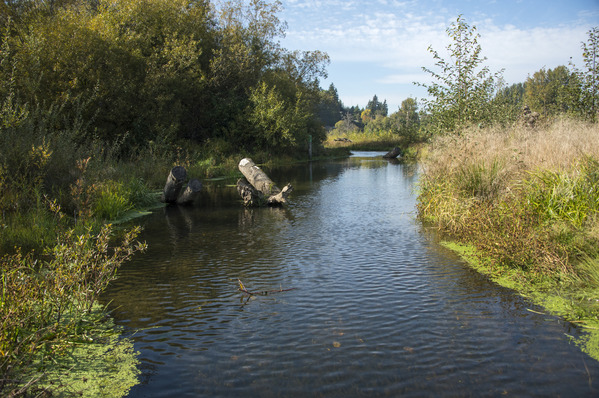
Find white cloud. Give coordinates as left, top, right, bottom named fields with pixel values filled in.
left=280, top=0, right=596, bottom=109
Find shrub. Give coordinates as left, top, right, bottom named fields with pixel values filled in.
left=0, top=223, right=146, bottom=396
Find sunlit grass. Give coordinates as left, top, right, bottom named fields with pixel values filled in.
left=418, top=117, right=599, bottom=280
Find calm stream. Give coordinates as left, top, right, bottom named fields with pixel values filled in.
left=102, top=152, right=599, bottom=397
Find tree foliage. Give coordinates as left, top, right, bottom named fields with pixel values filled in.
left=416, top=15, right=503, bottom=133
left=0, top=0, right=329, bottom=155
left=524, top=66, right=576, bottom=117
left=366, top=94, right=388, bottom=117
left=570, top=27, right=599, bottom=122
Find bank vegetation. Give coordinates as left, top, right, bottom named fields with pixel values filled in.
left=416, top=17, right=599, bottom=353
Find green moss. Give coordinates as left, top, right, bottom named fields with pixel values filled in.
left=22, top=309, right=140, bottom=397
left=442, top=240, right=599, bottom=361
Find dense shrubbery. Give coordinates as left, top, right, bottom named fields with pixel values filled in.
left=0, top=0, right=328, bottom=154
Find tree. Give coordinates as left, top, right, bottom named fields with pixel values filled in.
left=416, top=15, right=503, bottom=132
left=317, top=83, right=343, bottom=127
left=524, top=66, right=575, bottom=117
left=490, top=82, right=525, bottom=124
left=397, top=97, right=419, bottom=137
left=366, top=94, right=388, bottom=117
left=570, top=27, right=599, bottom=122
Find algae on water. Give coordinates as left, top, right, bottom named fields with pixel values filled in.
left=21, top=313, right=140, bottom=397
left=441, top=240, right=599, bottom=362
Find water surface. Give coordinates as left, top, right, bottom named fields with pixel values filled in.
left=103, top=153, right=598, bottom=397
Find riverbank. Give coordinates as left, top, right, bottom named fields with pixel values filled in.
left=417, top=117, right=599, bottom=358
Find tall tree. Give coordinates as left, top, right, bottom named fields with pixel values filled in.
left=366, top=94, right=388, bottom=117
left=416, top=15, right=503, bottom=132
left=570, top=27, right=599, bottom=122
left=317, top=83, right=343, bottom=127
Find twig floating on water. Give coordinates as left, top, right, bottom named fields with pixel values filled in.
left=238, top=279, right=296, bottom=296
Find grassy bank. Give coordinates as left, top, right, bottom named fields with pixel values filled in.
left=324, top=130, right=422, bottom=159
left=417, top=118, right=599, bottom=357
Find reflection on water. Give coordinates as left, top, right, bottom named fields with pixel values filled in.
left=103, top=153, right=599, bottom=397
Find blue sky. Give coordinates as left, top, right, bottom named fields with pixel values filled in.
left=278, top=0, right=599, bottom=111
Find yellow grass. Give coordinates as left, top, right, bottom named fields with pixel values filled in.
left=423, top=118, right=599, bottom=182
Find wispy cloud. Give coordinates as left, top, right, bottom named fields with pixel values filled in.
left=280, top=0, right=597, bottom=108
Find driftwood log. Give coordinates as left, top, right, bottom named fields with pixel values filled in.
left=161, top=166, right=187, bottom=203
left=237, top=158, right=293, bottom=206
left=177, top=179, right=203, bottom=205
left=237, top=178, right=263, bottom=207
left=383, top=147, right=402, bottom=159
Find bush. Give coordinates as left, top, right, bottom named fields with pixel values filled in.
left=0, top=223, right=146, bottom=396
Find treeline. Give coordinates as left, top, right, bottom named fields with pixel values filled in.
left=323, top=20, right=598, bottom=142
left=418, top=17, right=598, bottom=133
left=0, top=0, right=329, bottom=154
left=320, top=86, right=424, bottom=146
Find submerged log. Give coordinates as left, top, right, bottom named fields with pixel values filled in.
left=383, top=147, right=402, bottom=159
left=161, top=166, right=187, bottom=203
left=237, top=158, right=293, bottom=206
left=177, top=178, right=203, bottom=205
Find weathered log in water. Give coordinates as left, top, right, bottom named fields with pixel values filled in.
left=161, top=166, right=187, bottom=203
left=383, top=147, right=402, bottom=159
left=237, top=178, right=265, bottom=207
left=237, top=158, right=293, bottom=206
left=177, top=179, right=203, bottom=205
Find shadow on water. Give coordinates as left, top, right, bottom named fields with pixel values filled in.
left=103, top=152, right=599, bottom=397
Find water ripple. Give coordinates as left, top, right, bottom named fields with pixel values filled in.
left=102, top=159, right=599, bottom=397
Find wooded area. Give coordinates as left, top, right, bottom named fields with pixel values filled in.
left=0, top=0, right=330, bottom=157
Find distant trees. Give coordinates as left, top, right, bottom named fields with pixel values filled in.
left=317, top=83, right=344, bottom=127
left=523, top=65, right=575, bottom=117
left=366, top=95, right=388, bottom=117
left=415, top=16, right=599, bottom=133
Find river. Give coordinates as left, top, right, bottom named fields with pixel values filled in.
left=102, top=152, right=599, bottom=397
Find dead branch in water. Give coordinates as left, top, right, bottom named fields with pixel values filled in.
left=237, top=279, right=296, bottom=297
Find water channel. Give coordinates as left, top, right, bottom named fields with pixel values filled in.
left=102, top=152, right=599, bottom=397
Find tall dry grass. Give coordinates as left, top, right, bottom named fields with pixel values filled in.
left=422, top=117, right=599, bottom=188
left=418, top=117, right=599, bottom=278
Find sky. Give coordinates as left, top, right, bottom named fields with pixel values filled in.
left=277, top=0, right=599, bottom=112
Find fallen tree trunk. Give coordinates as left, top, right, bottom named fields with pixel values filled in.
left=383, top=147, right=402, bottom=159
left=161, top=166, right=187, bottom=203
left=177, top=179, right=202, bottom=205
left=237, top=178, right=265, bottom=207
left=237, top=158, right=293, bottom=206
